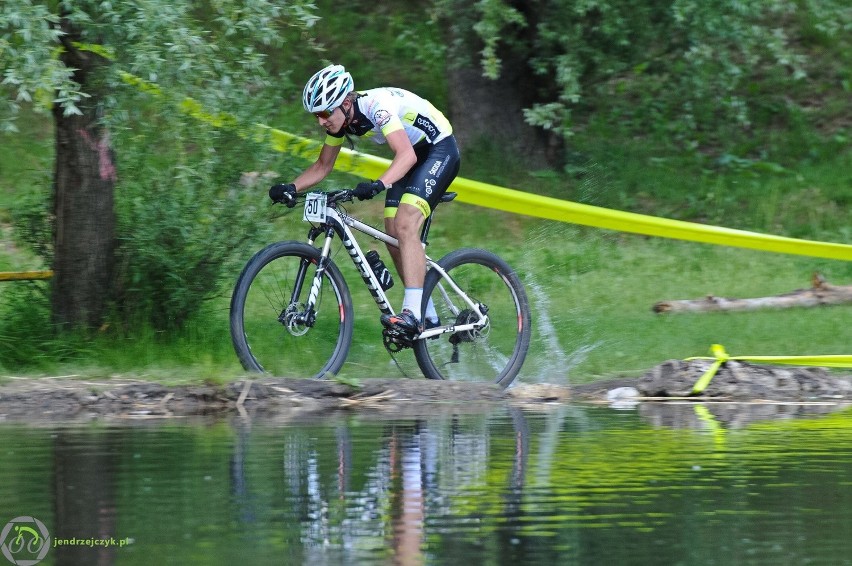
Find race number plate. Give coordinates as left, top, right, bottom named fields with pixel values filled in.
left=303, top=192, right=327, bottom=223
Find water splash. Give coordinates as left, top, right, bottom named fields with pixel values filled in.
left=524, top=277, right=569, bottom=382
left=519, top=221, right=608, bottom=384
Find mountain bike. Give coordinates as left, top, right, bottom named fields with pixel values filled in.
left=229, top=189, right=531, bottom=388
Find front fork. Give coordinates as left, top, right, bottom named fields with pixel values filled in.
left=283, top=226, right=335, bottom=328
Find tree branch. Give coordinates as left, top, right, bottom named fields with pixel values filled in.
left=653, top=273, right=852, bottom=314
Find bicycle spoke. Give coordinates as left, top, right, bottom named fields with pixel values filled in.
left=231, top=242, right=353, bottom=379
left=415, top=249, right=531, bottom=387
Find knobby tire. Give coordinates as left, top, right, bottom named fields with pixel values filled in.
left=230, top=241, right=354, bottom=379
left=413, top=248, right=531, bottom=388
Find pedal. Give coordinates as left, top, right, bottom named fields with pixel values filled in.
left=382, top=328, right=413, bottom=352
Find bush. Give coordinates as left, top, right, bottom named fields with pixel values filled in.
left=111, top=118, right=291, bottom=331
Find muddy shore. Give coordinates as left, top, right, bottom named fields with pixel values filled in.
left=1, top=360, right=850, bottom=424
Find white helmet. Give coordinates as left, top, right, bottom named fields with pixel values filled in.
left=302, top=64, right=354, bottom=113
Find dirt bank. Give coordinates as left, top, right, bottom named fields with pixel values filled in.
left=0, top=360, right=850, bottom=423
left=0, top=376, right=518, bottom=422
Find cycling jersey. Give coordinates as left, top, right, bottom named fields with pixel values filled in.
left=323, top=87, right=459, bottom=219
left=324, top=88, right=453, bottom=147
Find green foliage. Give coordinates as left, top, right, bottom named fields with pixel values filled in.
left=1, top=0, right=320, bottom=129
left=439, top=0, right=850, bottom=160
left=471, top=0, right=526, bottom=80
left=0, top=1, right=73, bottom=130
left=330, top=374, right=362, bottom=388
left=109, top=110, right=290, bottom=331
left=278, top=0, right=449, bottom=112
left=0, top=1, right=849, bottom=378
left=6, top=173, right=53, bottom=264
left=0, top=283, right=92, bottom=371
left=1, top=0, right=320, bottom=331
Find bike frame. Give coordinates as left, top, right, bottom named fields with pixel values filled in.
left=300, top=198, right=487, bottom=341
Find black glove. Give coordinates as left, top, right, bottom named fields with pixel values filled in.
left=269, top=183, right=297, bottom=208
left=352, top=179, right=386, bottom=201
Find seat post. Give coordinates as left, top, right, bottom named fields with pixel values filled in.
left=420, top=213, right=434, bottom=246
left=420, top=191, right=457, bottom=246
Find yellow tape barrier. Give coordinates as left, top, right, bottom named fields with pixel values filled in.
left=110, top=56, right=852, bottom=261
left=686, top=344, right=852, bottom=394
left=261, top=128, right=852, bottom=262
left=54, top=41, right=841, bottom=263
left=0, top=271, right=52, bottom=282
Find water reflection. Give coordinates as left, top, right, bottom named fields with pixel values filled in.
left=53, top=433, right=119, bottom=566
left=637, top=400, right=852, bottom=430
left=2, top=403, right=852, bottom=564
left=273, top=414, right=528, bottom=565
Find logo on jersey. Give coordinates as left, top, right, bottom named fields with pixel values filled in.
left=414, top=114, right=439, bottom=142
left=374, top=109, right=392, bottom=128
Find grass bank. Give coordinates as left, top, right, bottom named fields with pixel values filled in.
left=1, top=192, right=849, bottom=384
left=1, top=113, right=849, bottom=385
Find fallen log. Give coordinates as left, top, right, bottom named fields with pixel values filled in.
left=653, top=273, right=852, bottom=313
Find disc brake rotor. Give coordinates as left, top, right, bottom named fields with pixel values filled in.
left=280, top=304, right=310, bottom=336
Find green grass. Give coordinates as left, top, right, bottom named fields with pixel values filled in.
left=1, top=109, right=849, bottom=383
left=473, top=135, right=852, bottom=243
left=511, top=230, right=851, bottom=382
left=2, top=193, right=848, bottom=384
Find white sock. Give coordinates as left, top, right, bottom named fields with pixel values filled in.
left=402, top=288, right=423, bottom=320
left=424, top=298, right=438, bottom=323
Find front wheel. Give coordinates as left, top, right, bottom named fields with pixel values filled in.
left=413, top=248, right=531, bottom=388
left=230, top=241, right=354, bottom=378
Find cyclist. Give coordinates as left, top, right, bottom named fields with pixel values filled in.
left=270, top=63, right=461, bottom=338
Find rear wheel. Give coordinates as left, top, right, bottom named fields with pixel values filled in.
left=413, top=248, right=531, bottom=388
left=230, top=241, right=353, bottom=378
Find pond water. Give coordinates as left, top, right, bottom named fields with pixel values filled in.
left=2, top=402, right=852, bottom=565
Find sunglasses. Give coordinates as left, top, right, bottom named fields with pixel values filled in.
left=313, top=107, right=337, bottom=119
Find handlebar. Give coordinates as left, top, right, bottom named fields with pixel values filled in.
left=282, top=189, right=354, bottom=207
left=321, top=189, right=354, bottom=205
left=276, top=188, right=458, bottom=208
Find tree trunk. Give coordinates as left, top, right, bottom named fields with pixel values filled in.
left=52, top=17, right=116, bottom=329
left=443, top=1, right=564, bottom=168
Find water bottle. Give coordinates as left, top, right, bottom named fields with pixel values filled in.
left=365, top=250, right=394, bottom=291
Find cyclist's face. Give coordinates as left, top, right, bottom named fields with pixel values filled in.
left=316, top=103, right=346, bottom=133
